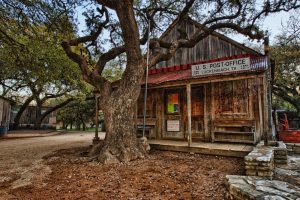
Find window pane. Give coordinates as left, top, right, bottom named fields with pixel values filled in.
left=233, top=80, right=248, bottom=113
left=220, top=81, right=233, bottom=112
left=166, top=93, right=180, bottom=114
left=191, top=87, right=204, bottom=117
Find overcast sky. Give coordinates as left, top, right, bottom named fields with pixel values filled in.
left=75, top=6, right=293, bottom=49
left=234, top=11, right=291, bottom=46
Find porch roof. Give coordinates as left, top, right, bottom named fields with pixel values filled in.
left=145, top=54, right=268, bottom=85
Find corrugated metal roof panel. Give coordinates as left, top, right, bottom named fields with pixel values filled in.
left=144, top=56, right=268, bottom=85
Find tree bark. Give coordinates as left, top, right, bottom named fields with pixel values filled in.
left=273, top=87, right=300, bottom=115
left=34, top=104, right=42, bottom=129
left=34, top=98, right=75, bottom=129
left=96, top=91, right=146, bottom=164
left=14, top=96, right=34, bottom=128
left=62, top=121, right=66, bottom=129
left=63, top=0, right=148, bottom=164
left=88, top=2, right=148, bottom=164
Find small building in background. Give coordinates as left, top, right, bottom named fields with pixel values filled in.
left=0, top=96, right=12, bottom=136
left=10, top=105, right=57, bottom=129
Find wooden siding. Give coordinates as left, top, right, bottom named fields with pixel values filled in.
left=156, top=20, right=259, bottom=69
left=15, top=106, right=57, bottom=127
left=0, top=98, right=11, bottom=126
left=138, top=18, right=268, bottom=144
left=137, top=75, right=266, bottom=143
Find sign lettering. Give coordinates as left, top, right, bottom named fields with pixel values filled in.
left=192, top=57, right=251, bottom=76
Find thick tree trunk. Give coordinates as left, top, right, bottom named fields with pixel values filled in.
left=63, top=1, right=149, bottom=164
left=62, top=121, right=67, bottom=129
left=34, top=106, right=42, bottom=129
left=82, top=122, right=86, bottom=131
left=34, top=120, right=42, bottom=129
left=76, top=123, right=81, bottom=130
left=14, top=96, right=34, bottom=128
left=92, top=76, right=149, bottom=164
left=96, top=98, right=146, bottom=164
left=34, top=98, right=74, bottom=129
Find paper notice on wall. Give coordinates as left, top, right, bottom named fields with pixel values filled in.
left=172, top=94, right=179, bottom=104
left=167, top=103, right=174, bottom=113
left=167, top=120, right=180, bottom=132
left=174, top=104, right=179, bottom=112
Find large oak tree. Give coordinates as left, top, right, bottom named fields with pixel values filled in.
left=60, top=0, right=300, bottom=163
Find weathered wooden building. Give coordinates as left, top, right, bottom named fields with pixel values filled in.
left=11, top=105, right=57, bottom=129
left=137, top=19, right=271, bottom=145
left=0, top=96, right=11, bottom=135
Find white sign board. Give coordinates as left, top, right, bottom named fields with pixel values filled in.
left=192, top=57, right=251, bottom=76
left=167, top=120, right=180, bottom=132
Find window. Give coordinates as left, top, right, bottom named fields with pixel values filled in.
left=166, top=91, right=180, bottom=114
left=220, top=81, right=233, bottom=112
left=191, top=87, right=204, bottom=117
left=215, top=80, right=248, bottom=114
left=233, top=80, right=248, bottom=113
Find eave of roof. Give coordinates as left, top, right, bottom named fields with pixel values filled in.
left=144, top=55, right=268, bottom=86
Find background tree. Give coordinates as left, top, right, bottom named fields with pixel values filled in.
left=0, top=0, right=90, bottom=129
left=0, top=34, right=88, bottom=128
left=57, top=99, right=95, bottom=131
left=271, top=12, right=300, bottom=114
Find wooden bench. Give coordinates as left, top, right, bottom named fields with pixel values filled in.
left=212, top=120, right=256, bottom=144
left=136, top=124, right=156, bottom=139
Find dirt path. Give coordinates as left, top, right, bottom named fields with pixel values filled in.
left=1, top=132, right=244, bottom=200
left=0, top=131, right=102, bottom=199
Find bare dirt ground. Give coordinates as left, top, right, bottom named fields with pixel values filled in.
left=0, top=131, right=244, bottom=200
left=0, top=131, right=97, bottom=199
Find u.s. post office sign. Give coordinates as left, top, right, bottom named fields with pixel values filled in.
left=192, top=57, right=251, bottom=76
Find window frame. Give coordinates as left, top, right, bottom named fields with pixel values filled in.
left=217, top=79, right=249, bottom=115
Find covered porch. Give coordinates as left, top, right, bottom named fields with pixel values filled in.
left=148, top=139, right=254, bottom=158
left=136, top=55, right=271, bottom=147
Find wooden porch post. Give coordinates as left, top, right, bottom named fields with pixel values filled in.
left=187, top=83, right=192, bottom=147
left=93, top=91, right=100, bottom=144
left=264, top=36, right=271, bottom=145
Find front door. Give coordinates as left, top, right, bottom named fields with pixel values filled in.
left=163, top=88, right=185, bottom=139
left=191, top=85, right=205, bottom=140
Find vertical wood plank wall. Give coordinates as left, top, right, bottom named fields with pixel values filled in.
left=0, top=98, right=11, bottom=126
left=137, top=19, right=267, bottom=143
left=137, top=75, right=267, bottom=143
left=155, top=20, right=256, bottom=69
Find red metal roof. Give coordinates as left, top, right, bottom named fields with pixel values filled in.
left=147, top=69, right=192, bottom=85
left=143, top=55, right=268, bottom=86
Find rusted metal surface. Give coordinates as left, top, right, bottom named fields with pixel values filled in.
left=145, top=55, right=268, bottom=85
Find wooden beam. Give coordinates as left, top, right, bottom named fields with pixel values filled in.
left=257, top=77, right=263, bottom=143
left=187, top=83, right=192, bottom=147
left=204, top=84, right=208, bottom=141
left=147, top=74, right=265, bottom=89
left=93, top=94, right=100, bottom=144
left=262, top=75, right=269, bottom=145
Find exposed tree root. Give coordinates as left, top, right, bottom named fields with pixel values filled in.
left=89, top=137, right=150, bottom=164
